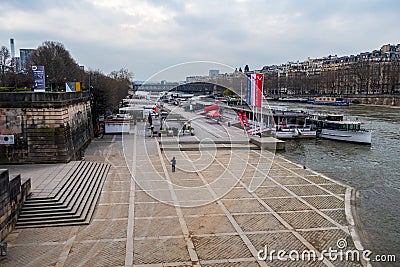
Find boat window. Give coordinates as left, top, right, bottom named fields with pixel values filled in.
left=347, top=124, right=360, bottom=131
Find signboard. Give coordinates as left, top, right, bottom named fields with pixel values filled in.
left=0, top=135, right=14, bottom=145
left=66, top=82, right=81, bottom=92
left=104, top=121, right=130, bottom=134
left=32, top=66, right=45, bottom=92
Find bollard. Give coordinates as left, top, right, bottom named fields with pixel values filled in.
left=0, top=242, right=7, bottom=256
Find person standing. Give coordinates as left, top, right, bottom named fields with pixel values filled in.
left=182, top=123, right=187, bottom=135
left=171, top=157, right=176, bottom=172
left=148, top=111, right=153, bottom=125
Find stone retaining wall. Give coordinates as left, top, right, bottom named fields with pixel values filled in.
left=0, top=92, right=93, bottom=163
left=0, top=169, right=31, bottom=242
left=347, top=95, right=400, bottom=106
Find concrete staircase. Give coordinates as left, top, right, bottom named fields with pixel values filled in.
left=16, top=161, right=110, bottom=228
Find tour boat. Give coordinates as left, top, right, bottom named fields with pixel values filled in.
left=312, top=119, right=371, bottom=144
left=272, top=110, right=316, bottom=139
left=307, top=97, right=349, bottom=106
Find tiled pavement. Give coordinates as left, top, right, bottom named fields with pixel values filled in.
left=1, top=120, right=367, bottom=266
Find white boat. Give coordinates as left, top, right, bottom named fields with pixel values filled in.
left=316, top=120, right=371, bottom=144
left=273, top=110, right=316, bottom=139
left=275, top=127, right=316, bottom=139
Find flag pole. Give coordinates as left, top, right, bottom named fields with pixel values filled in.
left=260, top=74, right=264, bottom=134
left=252, top=106, right=255, bottom=134
left=240, top=80, right=243, bottom=106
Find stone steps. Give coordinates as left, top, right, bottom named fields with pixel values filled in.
left=16, top=161, right=110, bottom=228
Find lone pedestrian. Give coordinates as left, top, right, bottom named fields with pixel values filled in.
left=150, top=124, right=154, bottom=137
left=171, top=157, right=176, bottom=172
left=148, top=112, right=153, bottom=125
left=182, top=123, right=187, bottom=135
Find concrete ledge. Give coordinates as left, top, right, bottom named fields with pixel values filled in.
left=160, top=145, right=259, bottom=151
left=0, top=92, right=90, bottom=108
left=249, top=136, right=285, bottom=150
left=159, top=140, right=250, bottom=145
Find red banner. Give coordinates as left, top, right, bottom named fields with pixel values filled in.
left=254, top=73, right=263, bottom=107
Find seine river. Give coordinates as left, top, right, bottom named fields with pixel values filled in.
left=268, top=101, right=400, bottom=261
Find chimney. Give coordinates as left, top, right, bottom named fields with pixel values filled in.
left=10, top=38, right=15, bottom=58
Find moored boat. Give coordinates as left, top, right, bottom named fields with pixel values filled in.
left=275, top=127, right=317, bottom=139
left=273, top=110, right=316, bottom=139
left=307, top=97, right=349, bottom=106
left=313, top=120, right=371, bottom=144
left=277, top=97, right=309, bottom=103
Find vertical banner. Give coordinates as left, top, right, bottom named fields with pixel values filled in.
left=32, top=66, right=45, bottom=92
left=238, top=111, right=244, bottom=127
left=254, top=73, right=263, bottom=107
left=251, top=74, right=256, bottom=106
left=246, top=74, right=252, bottom=105
left=76, top=82, right=81, bottom=92
left=246, top=73, right=264, bottom=107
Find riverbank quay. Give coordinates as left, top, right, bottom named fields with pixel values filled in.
left=267, top=94, right=400, bottom=107
left=0, top=108, right=369, bottom=266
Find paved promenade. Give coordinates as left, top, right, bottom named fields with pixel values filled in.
left=1, top=108, right=367, bottom=266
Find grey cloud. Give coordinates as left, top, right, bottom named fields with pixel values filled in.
left=1, top=0, right=399, bottom=80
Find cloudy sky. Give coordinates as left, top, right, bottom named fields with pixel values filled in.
left=1, top=0, right=399, bottom=81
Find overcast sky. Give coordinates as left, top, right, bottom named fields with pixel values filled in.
left=1, top=0, right=399, bottom=81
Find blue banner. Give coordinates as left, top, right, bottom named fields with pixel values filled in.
left=246, top=74, right=252, bottom=105
left=32, top=66, right=45, bottom=92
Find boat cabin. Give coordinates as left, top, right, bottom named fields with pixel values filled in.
left=317, top=120, right=362, bottom=131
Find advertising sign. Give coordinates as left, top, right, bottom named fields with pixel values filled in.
left=66, top=82, right=81, bottom=92
left=32, top=66, right=45, bottom=92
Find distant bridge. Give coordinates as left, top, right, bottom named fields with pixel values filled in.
left=134, top=81, right=227, bottom=95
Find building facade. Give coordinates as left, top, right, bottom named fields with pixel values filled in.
left=261, top=44, right=400, bottom=97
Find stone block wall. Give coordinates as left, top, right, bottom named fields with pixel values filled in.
left=346, top=95, right=400, bottom=106
left=0, top=169, right=31, bottom=242
left=0, top=92, right=93, bottom=163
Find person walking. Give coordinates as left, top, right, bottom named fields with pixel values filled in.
left=182, top=123, right=187, bottom=135
left=171, top=157, right=176, bottom=172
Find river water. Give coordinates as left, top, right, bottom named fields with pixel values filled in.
left=267, top=101, right=400, bottom=261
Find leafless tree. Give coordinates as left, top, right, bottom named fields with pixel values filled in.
left=28, top=41, right=83, bottom=90
left=0, top=46, right=12, bottom=86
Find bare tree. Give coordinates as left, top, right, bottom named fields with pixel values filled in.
left=109, top=68, right=134, bottom=81
left=388, top=59, right=400, bottom=94
left=28, top=41, right=83, bottom=90
left=88, top=69, right=130, bottom=125
left=0, top=46, right=12, bottom=86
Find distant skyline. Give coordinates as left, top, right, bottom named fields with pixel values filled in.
left=1, top=0, right=399, bottom=81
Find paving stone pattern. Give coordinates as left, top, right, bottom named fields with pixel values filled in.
left=1, top=121, right=364, bottom=267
